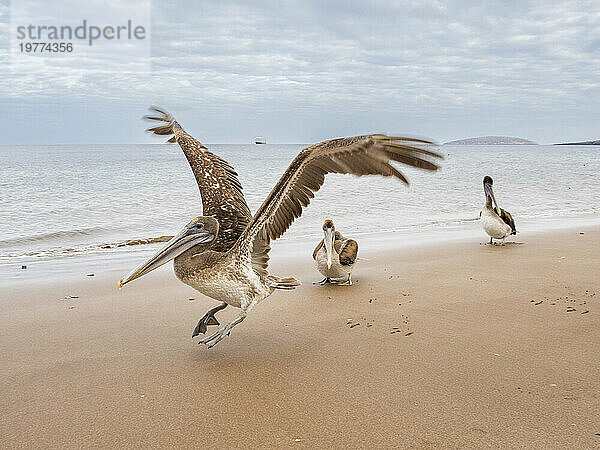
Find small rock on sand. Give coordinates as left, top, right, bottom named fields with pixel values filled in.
left=21, top=265, right=27, bottom=269
left=86, top=273, right=94, bottom=277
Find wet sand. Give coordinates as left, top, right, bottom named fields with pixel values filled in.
left=1, top=227, right=599, bottom=448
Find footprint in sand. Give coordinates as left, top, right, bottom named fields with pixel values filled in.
left=390, top=312, right=412, bottom=336
left=346, top=316, right=374, bottom=329
left=530, top=287, right=596, bottom=315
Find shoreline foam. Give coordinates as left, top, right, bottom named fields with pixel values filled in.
left=2, top=215, right=599, bottom=287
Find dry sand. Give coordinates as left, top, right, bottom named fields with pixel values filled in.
left=1, top=227, right=599, bottom=448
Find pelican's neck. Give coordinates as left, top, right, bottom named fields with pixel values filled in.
left=174, top=243, right=219, bottom=278
left=485, top=195, right=493, bottom=209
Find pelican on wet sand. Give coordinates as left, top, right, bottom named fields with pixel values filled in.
left=313, top=219, right=358, bottom=285
left=481, top=176, right=517, bottom=245
left=118, top=107, right=442, bottom=348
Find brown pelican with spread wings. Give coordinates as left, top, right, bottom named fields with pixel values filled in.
left=118, top=107, right=442, bottom=348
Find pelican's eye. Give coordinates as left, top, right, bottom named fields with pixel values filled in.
left=193, top=222, right=204, bottom=230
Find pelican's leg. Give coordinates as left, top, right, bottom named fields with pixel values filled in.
left=333, top=273, right=353, bottom=286
left=198, top=312, right=247, bottom=348
left=489, top=237, right=493, bottom=245
left=314, top=277, right=331, bottom=285
left=501, top=237, right=506, bottom=246
left=192, top=302, right=228, bottom=337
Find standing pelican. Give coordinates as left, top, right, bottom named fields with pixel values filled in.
left=481, top=176, right=517, bottom=245
left=313, top=219, right=358, bottom=285
left=118, top=107, right=442, bottom=348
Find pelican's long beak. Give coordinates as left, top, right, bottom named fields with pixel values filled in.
left=324, top=227, right=334, bottom=269
left=484, top=182, right=499, bottom=210
left=118, top=226, right=213, bottom=288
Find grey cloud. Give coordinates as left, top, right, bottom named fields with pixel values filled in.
left=0, top=0, right=599, bottom=144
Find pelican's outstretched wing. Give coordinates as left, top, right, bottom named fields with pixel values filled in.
left=234, top=134, right=442, bottom=275
left=145, top=107, right=252, bottom=252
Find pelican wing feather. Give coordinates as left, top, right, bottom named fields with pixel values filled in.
left=144, top=107, right=252, bottom=252
left=337, top=239, right=358, bottom=266
left=234, top=134, right=442, bottom=274
left=496, top=207, right=517, bottom=234
left=312, top=239, right=324, bottom=260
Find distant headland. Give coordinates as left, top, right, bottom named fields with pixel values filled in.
left=444, top=136, right=538, bottom=145
left=555, top=139, right=600, bottom=145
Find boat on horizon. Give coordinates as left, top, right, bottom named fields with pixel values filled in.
left=254, top=136, right=266, bottom=144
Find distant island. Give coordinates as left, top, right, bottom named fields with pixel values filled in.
left=444, top=136, right=538, bottom=145
left=555, top=139, right=600, bottom=145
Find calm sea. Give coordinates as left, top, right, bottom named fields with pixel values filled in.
left=1, top=143, right=599, bottom=277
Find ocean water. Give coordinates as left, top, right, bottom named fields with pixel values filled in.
left=1, top=143, right=599, bottom=273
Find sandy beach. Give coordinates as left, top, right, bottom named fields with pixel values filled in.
left=1, top=226, right=599, bottom=448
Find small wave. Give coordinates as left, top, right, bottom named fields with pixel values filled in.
left=98, top=235, right=174, bottom=248
left=280, top=217, right=481, bottom=241
left=0, top=226, right=111, bottom=246
left=0, top=235, right=173, bottom=260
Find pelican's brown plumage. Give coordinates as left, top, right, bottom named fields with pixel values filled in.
left=145, top=108, right=251, bottom=252
left=230, top=132, right=440, bottom=273
left=118, top=107, right=442, bottom=348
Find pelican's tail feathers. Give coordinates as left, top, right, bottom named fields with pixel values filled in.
left=269, top=276, right=301, bottom=290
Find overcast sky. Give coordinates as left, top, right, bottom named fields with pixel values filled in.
left=0, top=0, right=599, bottom=144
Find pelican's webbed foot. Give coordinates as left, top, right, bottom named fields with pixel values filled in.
left=332, top=274, right=353, bottom=286
left=198, top=313, right=246, bottom=348
left=314, top=277, right=331, bottom=285
left=192, top=302, right=228, bottom=337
